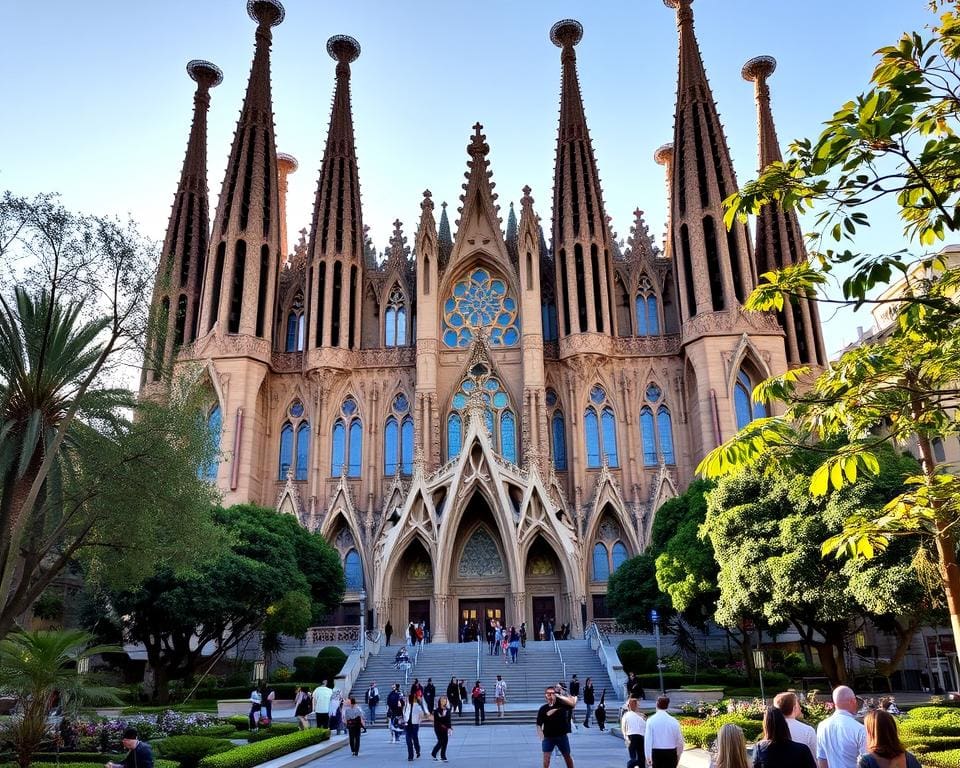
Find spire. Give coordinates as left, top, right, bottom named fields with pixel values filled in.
left=549, top=19, right=615, bottom=338
left=743, top=55, right=827, bottom=367
left=627, top=208, right=659, bottom=264
left=276, top=152, right=298, bottom=262
left=437, top=201, right=453, bottom=268
left=505, top=201, right=519, bottom=263
left=386, top=219, right=410, bottom=271
left=305, top=33, right=365, bottom=351
left=199, top=0, right=284, bottom=342
left=142, top=59, right=222, bottom=386
left=654, top=143, right=674, bottom=260
left=666, top=0, right=755, bottom=320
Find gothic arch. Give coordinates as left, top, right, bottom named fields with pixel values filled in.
left=643, top=469, right=680, bottom=549
left=584, top=469, right=642, bottom=556
left=438, top=247, right=520, bottom=303
left=320, top=505, right=371, bottom=596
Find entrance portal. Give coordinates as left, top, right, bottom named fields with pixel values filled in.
left=532, top=596, right=556, bottom=640
left=409, top=599, right=430, bottom=636
left=458, top=599, right=505, bottom=642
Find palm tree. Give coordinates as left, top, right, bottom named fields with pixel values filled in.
left=0, top=629, right=119, bottom=767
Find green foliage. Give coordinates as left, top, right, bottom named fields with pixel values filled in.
left=245, top=723, right=299, bottom=743
left=292, top=657, right=315, bottom=681
left=903, top=735, right=960, bottom=754
left=197, top=729, right=329, bottom=768
left=313, top=647, right=348, bottom=685
left=224, top=716, right=249, bottom=732
left=616, top=640, right=657, bottom=674
left=155, top=736, right=234, bottom=768
left=679, top=723, right=716, bottom=749
left=918, top=750, right=960, bottom=768
left=0, top=762, right=178, bottom=768
left=606, top=553, right=671, bottom=632
left=680, top=714, right=763, bottom=749
left=907, top=706, right=960, bottom=721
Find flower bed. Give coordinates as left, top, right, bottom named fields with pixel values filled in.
left=198, top=729, right=330, bottom=768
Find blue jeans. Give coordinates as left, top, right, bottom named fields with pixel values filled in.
left=368, top=703, right=377, bottom=723
left=405, top=723, right=421, bottom=759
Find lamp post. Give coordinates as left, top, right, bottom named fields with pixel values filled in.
left=651, top=609, right=665, bottom=695
left=753, top=649, right=766, bottom=704
left=359, top=588, right=367, bottom=656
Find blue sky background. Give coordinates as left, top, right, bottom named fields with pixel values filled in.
left=0, top=1, right=938, bottom=355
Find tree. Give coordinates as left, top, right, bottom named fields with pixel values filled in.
left=95, top=504, right=345, bottom=703
left=0, top=629, right=119, bottom=768
left=606, top=553, right=671, bottom=633
left=700, top=3, right=960, bottom=658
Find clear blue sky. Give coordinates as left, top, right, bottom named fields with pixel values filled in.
left=1, top=1, right=936, bottom=355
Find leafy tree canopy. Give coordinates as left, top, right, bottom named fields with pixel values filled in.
left=606, top=553, right=672, bottom=633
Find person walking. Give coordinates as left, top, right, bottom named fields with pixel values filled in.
left=754, top=707, right=816, bottom=768
left=447, top=677, right=461, bottom=717
left=536, top=683, right=578, bottom=768
left=621, top=698, right=646, bottom=768
left=387, top=683, right=403, bottom=719
left=312, top=680, right=333, bottom=729
left=365, top=681, right=380, bottom=725
left=510, top=626, right=520, bottom=663
left=774, top=691, right=817, bottom=760
left=520, top=622, right=527, bottom=648
left=495, top=674, right=507, bottom=717
left=263, top=685, right=275, bottom=724
left=293, top=685, right=312, bottom=730
left=385, top=620, right=393, bottom=646
left=404, top=691, right=431, bottom=761
left=859, top=709, right=921, bottom=768
left=711, top=723, right=751, bottom=768
left=343, top=696, right=365, bottom=757
left=595, top=689, right=607, bottom=732
left=247, top=685, right=262, bottom=731
left=568, top=675, right=580, bottom=730
left=494, top=622, right=503, bottom=656
left=817, top=686, right=867, bottom=768
left=424, top=677, right=436, bottom=712
left=582, top=677, right=595, bottom=727
left=644, top=696, right=684, bottom=768
left=471, top=680, right=486, bottom=725
left=329, top=689, right=344, bottom=736
left=431, top=695, right=453, bottom=762
left=458, top=680, right=468, bottom=718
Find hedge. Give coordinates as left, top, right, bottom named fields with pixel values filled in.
left=191, top=725, right=238, bottom=739
left=680, top=723, right=716, bottom=749
left=900, top=719, right=960, bottom=738
left=314, top=648, right=348, bottom=686
left=225, top=715, right=249, bottom=731
left=29, top=754, right=116, bottom=763
left=0, top=762, right=179, bottom=768
left=908, top=707, right=960, bottom=722
left=194, top=683, right=314, bottom=700
left=245, top=723, right=300, bottom=742
left=918, top=750, right=960, bottom=768
left=630, top=671, right=792, bottom=690
left=197, top=729, right=329, bottom=768
left=904, top=735, right=960, bottom=754
left=155, top=736, right=235, bottom=768
left=678, top=713, right=762, bottom=749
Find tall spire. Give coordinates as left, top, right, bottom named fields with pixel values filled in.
left=437, top=201, right=453, bottom=268
left=654, top=143, right=674, bottom=260
left=142, top=59, right=222, bottom=386
left=666, top=0, right=755, bottom=320
left=549, top=19, right=616, bottom=339
left=306, top=34, right=364, bottom=351
left=743, top=55, right=827, bottom=367
left=505, top=201, right=519, bottom=263
left=199, top=0, right=284, bottom=343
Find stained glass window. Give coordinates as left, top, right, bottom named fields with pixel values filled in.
left=348, top=421, right=362, bottom=477
left=542, top=303, right=558, bottom=342
left=612, top=542, right=629, bottom=571
left=279, top=423, right=294, bottom=478
left=593, top=542, right=610, bottom=581
left=344, top=549, right=363, bottom=590
left=657, top=406, right=675, bottom=465
left=384, top=394, right=414, bottom=476
left=734, top=369, right=766, bottom=430
left=332, top=397, right=362, bottom=477
left=601, top=408, right=619, bottom=467
left=285, top=292, right=305, bottom=351
left=295, top=422, right=310, bottom=480
left=401, top=417, right=414, bottom=475
left=384, top=418, right=399, bottom=476
left=331, top=421, right=345, bottom=475
left=447, top=413, right=462, bottom=460
left=501, top=411, right=516, bottom=463
left=551, top=412, right=567, bottom=472
left=442, top=268, right=520, bottom=348
left=446, top=363, right=516, bottom=461
left=585, top=386, right=619, bottom=468
left=640, top=407, right=657, bottom=466
left=585, top=409, right=601, bottom=468
left=635, top=276, right=659, bottom=336
left=199, top=405, right=222, bottom=481
left=385, top=286, right=406, bottom=347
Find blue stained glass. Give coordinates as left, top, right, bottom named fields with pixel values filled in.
left=491, top=279, right=505, bottom=294
left=647, top=296, right=660, bottom=334
left=485, top=379, right=499, bottom=391
left=297, top=314, right=304, bottom=350
left=493, top=392, right=508, bottom=408
left=612, top=542, right=628, bottom=571
left=295, top=422, right=310, bottom=480
left=503, top=297, right=516, bottom=311
left=590, top=386, right=606, bottom=405
left=503, top=328, right=519, bottom=345
left=484, top=408, right=494, bottom=437
left=473, top=268, right=490, bottom=283
left=345, top=549, right=363, bottom=590
left=278, top=422, right=294, bottom=479
left=385, top=307, right=396, bottom=346
left=443, top=268, right=520, bottom=348
left=348, top=420, right=362, bottom=477
left=735, top=371, right=754, bottom=430
left=552, top=412, right=567, bottom=471
left=401, top=417, right=414, bottom=475
left=657, top=406, right=675, bottom=465
left=635, top=295, right=648, bottom=336
left=447, top=413, right=462, bottom=460
left=444, top=330, right=458, bottom=346
left=545, top=389, right=558, bottom=408
left=481, top=393, right=490, bottom=406
left=453, top=393, right=467, bottom=409
left=200, top=405, right=221, bottom=481
left=449, top=313, right=463, bottom=327
left=585, top=409, right=601, bottom=468
left=286, top=312, right=298, bottom=351
left=384, top=417, right=398, bottom=476
left=342, top=397, right=357, bottom=416
left=331, top=420, right=345, bottom=477
left=290, top=400, right=304, bottom=418
left=396, top=307, right=407, bottom=345
left=645, top=384, right=661, bottom=403
left=393, top=394, right=409, bottom=412
left=640, top=407, right=657, bottom=466
left=463, top=380, right=475, bottom=392
left=501, top=410, right=516, bottom=463
left=593, top=542, right=610, bottom=581
left=602, top=407, right=619, bottom=468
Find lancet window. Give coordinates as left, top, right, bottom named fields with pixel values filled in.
left=584, top=386, right=619, bottom=468
left=278, top=400, right=310, bottom=480
left=332, top=396, right=362, bottom=478
left=592, top=519, right=630, bottom=582
left=442, top=268, right=520, bottom=348
left=446, top=361, right=517, bottom=463
left=546, top=388, right=567, bottom=472
left=734, top=368, right=768, bottom=431
left=285, top=292, right=305, bottom=352
left=198, top=404, right=222, bottom=482
left=384, top=393, right=414, bottom=476
left=344, top=549, right=363, bottom=590
left=634, top=275, right=660, bottom=336
left=639, top=383, right=676, bottom=466
left=384, top=286, right=407, bottom=347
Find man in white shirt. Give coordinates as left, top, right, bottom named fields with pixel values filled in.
left=816, top=686, right=867, bottom=768
left=312, top=679, right=333, bottom=729
left=644, top=696, right=684, bottom=768
left=620, top=698, right=646, bottom=768
left=774, top=691, right=817, bottom=760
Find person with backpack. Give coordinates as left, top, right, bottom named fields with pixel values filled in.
left=471, top=680, right=486, bottom=725
left=293, top=685, right=312, bottom=730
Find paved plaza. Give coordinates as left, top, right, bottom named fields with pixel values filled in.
left=303, top=723, right=710, bottom=768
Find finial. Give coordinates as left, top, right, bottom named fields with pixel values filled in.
left=663, top=0, right=691, bottom=8
left=247, top=0, right=284, bottom=27
left=653, top=142, right=674, bottom=165
left=633, top=207, right=643, bottom=219
left=276, top=152, right=299, bottom=173
left=421, top=189, right=434, bottom=211
left=550, top=19, right=583, bottom=48
left=327, top=34, right=361, bottom=63
left=468, top=122, right=489, bottom=159
left=186, top=59, right=223, bottom=89
left=441, top=201, right=448, bottom=210
left=742, top=55, right=777, bottom=82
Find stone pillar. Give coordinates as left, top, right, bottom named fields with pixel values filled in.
left=511, top=591, right=526, bottom=629
left=433, top=594, right=449, bottom=642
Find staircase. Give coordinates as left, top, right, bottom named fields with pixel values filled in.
left=349, top=638, right=619, bottom=711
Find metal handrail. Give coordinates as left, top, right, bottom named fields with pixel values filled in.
left=476, top=634, right=481, bottom=681
left=553, top=630, right=567, bottom=683
left=584, top=621, right=608, bottom=648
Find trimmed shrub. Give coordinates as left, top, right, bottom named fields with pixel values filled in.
left=292, top=657, right=316, bottom=682
left=919, top=750, right=960, bottom=767
left=194, top=683, right=313, bottom=700
left=314, top=647, right=348, bottom=685
left=190, top=725, right=237, bottom=739
left=197, top=729, right=329, bottom=768
left=903, top=735, right=960, bottom=753
left=908, top=707, right=960, bottom=723
left=225, top=715, right=249, bottom=732
left=900, top=718, right=960, bottom=738
left=30, top=754, right=117, bottom=763
left=0, top=762, right=179, bottom=768
left=156, top=736, right=234, bottom=768
left=617, top=640, right=657, bottom=675
left=680, top=723, right=716, bottom=749
left=245, top=723, right=300, bottom=742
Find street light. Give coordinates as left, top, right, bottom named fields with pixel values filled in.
left=753, top=649, right=766, bottom=704
left=651, top=609, right=665, bottom=695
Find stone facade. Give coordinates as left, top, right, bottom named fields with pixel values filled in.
left=141, top=1, right=825, bottom=642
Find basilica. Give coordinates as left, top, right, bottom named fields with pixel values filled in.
left=140, top=0, right=826, bottom=642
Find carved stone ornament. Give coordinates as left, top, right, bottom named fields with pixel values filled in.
left=458, top=527, right=504, bottom=578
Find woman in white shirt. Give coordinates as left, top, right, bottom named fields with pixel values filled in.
left=403, top=692, right=431, bottom=762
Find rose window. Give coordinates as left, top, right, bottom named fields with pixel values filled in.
left=442, top=268, right=520, bottom=348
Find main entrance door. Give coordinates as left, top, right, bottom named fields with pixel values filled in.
left=532, top=596, right=556, bottom=640
left=409, top=599, right=431, bottom=635
left=458, top=599, right=505, bottom=642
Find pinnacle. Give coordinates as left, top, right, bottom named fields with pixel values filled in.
left=550, top=19, right=583, bottom=48
left=468, top=122, right=489, bottom=159
left=653, top=143, right=673, bottom=165
left=247, top=0, right=284, bottom=27
left=187, top=60, right=223, bottom=89
left=327, top=34, right=361, bottom=63
left=742, top=55, right=776, bottom=82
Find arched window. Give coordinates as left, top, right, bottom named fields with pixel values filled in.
left=612, top=542, right=629, bottom=572
left=442, top=267, right=520, bottom=348
left=278, top=400, right=310, bottom=480
left=284, top=292, right=305, bottom=352
left=593, top=542, right=610, bottom=581
left=639, top=384, right=677, bottom=466
left=332, top=396, right=362, bottom=478
left=384, top=393, right=414, bottom=476
left=635, top=275, right=660, bottom=337
left=640, top=406, right=657, bottom=466
left=447, top=362, right=517, bottom=461
left=344, top=549, right=363, bottom=590
left=199, top=404, right=222, bottom=482
left=547, top=389, right=567, bottom=472
left=657, top=406, right=675, bottom=465
left=501, top=411, right=517, bottom=464
left=585, top=386, right=618, bottom=468
left=385, top=286, right=406, bottom=347
left=278, top=423, right=294, bottom=478
left=734, top=368, right=767, bottom=431
left=447, top=413, right=462, bottom=460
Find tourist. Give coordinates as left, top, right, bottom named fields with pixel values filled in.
left=105, top=727, right=153, bottom=768
left=774, top=691, right=817, bottom=760
left=424, top=677, right=436, bottom=712
left=416, top=622, right=425, bottom=649
left=879, top=696, right=901, bottom=715
left=387, top=682, right=404, bottom=719
left=409, top=621, right=417, bottom=646
left=595, top=689, right=607, bottom=732
left=753, top=707, right=816, bottom=768
left=411, top=677, right=423, bottom=699
left=293, top=685, right=312, bottom=730
left=263, top=684, right=275, bottom=724
left=385, top=620, right=393, bottom=646
left=343, top=696, right=365, bottom=757
left=404, top=691, right=431, bottom=761
left=390, top=709, right=406, bottom=744
left=536, top=683, right=578, bottom=768
left=365, top=680, right=380, bottom=724
left=859, top=710, right=921, bottom=768
left=458, top=680, right=468, bottom=719
left=312, top=679, right=333, bottom=729
left=447, top=676, right=461, bottom=716
left=520, top=622, right=527, bottom=648
left=329, top=689, right=345, bottom=735
left=495, top=674, right=507, bottom=717
left=247, top=685, right=262, bottom=731
left=431, top=695, right=453, bottom=762
left=711, top=723, right=751, bottom=768
left=816, top=686, right=867, bottom=768
left=539, top=618, right=546, bottom=641
left=620, top=698, right=646, bottom=768
left=644, top=696, right=684, bottom=768
left=501, top=627, right=510, bottom=659
left=582, top=677, right=595, bottom=727
left=509, top=626, right=520, bottom=663
left=471, top=680, right=486, bottom=725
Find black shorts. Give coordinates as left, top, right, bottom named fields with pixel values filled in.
left=541, top=735, right=570, bottom=755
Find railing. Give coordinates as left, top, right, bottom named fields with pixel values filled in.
left=585, top=621, right=626, bottom=702
left=475, top=634, right=482, bottom=682
left=553, top=630, right=567, bottom=683
left=307, top=625, right=361, bottom=643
